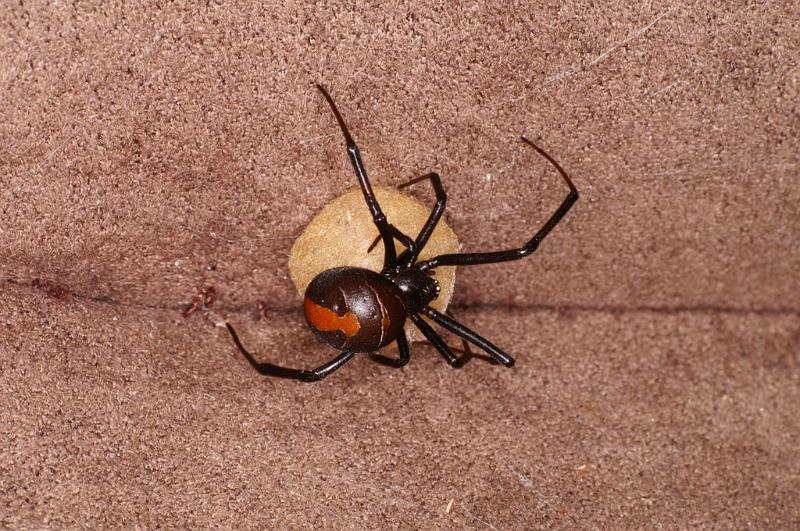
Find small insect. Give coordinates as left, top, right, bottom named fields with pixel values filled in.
left=225, top=84, right=578, bottom=381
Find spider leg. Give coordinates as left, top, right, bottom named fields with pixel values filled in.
left=421, top=306, right=515, bottom=367
left=378, top=224, right=417, bottom=274
left=316, top=83, right=398, bottom=270
left=397, top=172, right=446, bottom=267
left=365, top=223, right=417, bottom=271
left=417, top=137, right=578, bottom=270
left=367, top=224, right=413, bottom=254
left=368, top=328, right=411, bottom=368
left=409, top=313, right=470, bottom=368
left=445, top=309, right=498, bottom=365
left=225, top=322, right=356, bottom=382
left=366, top=172, right=446, bottom=268
left=415, top=308, right=500, bottom=366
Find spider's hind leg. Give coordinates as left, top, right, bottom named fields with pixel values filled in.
left=225, top=322, right=356, bottom=382
left=369, top=329, right=411, bottom=368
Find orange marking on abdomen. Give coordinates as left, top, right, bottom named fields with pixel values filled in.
left=304, top=297, right=361, bottom=337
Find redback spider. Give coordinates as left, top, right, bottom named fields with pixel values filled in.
left=225, top=84, right=578, bottom=382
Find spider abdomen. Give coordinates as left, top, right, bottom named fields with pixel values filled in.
left=304, top=267, right=406, bottom=352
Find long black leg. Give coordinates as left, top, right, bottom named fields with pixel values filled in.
left=404, top=310, right=497, bottom=366
left=225, top=322, right=356, bottom=382
left=398, top=172, right=447, bottom=267
left=445, top=309, right=497, bottom=365
left=421, top=307, right=515, bottom=367
left=316, top=83, right=398, bottom=270
left=366, top=172, right=446, bottom=268
left=417, top=340, right=473, bottom=362
left=388, top=223, right=416, bottom=259
left=369, top=328, right=411, bottom=368
left=409, top=313, right=470, bottom=368
left=417, top=137, right=578, bottom=271
left=366, top=225, right=413, bottom=255
left=367, top=222, right=416, bottom=255
left=378, top=224, right=417, bottom=274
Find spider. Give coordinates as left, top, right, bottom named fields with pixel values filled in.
left=224, top=84, right=578, bottom=382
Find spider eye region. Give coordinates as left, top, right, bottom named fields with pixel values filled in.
left=304, top=266, right=406, bottom=352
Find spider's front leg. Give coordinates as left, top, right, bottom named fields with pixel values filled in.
left=395, top=172, right=447, bottom=267
left=365, top=172, right=446, bottom=268
left=316, top=83, right=398, bottom=270
left=417, top=137, right=578, bottom=270
left=380, top=224, right=417, bottom=275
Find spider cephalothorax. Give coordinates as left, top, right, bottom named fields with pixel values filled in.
left=225, top=84, right=578, bottom=382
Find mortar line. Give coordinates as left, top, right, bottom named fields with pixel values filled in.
left=3, top=277, right=798, bottom=319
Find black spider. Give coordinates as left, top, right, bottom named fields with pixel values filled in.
left=225, top=84, right=578, bottom=381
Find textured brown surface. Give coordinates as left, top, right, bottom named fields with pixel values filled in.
left=2, top=0, right=799, bottom=528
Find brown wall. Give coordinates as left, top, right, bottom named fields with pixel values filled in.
left=2, top=1, right=798, bottom=527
